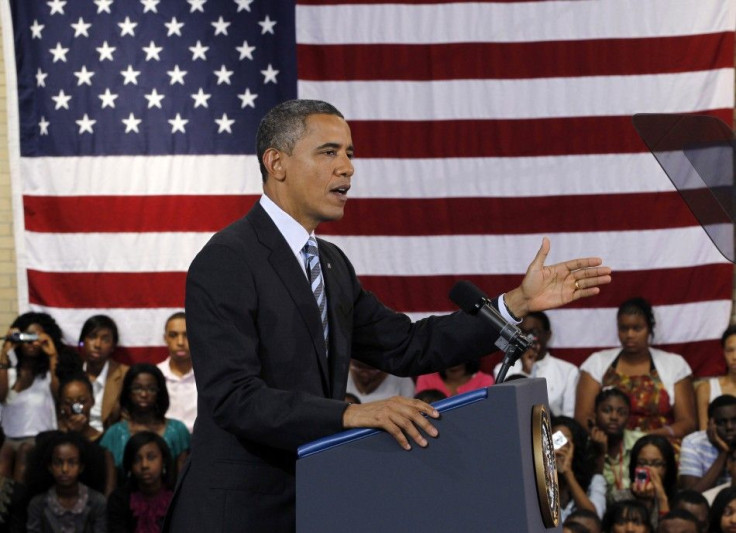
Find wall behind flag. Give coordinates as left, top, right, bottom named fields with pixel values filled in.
left=0, top=22, right=19, bottom=331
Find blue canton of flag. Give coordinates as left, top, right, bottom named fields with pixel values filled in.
left=12, top=0, right=297, bottom=156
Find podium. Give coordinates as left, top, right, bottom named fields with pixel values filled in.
left=296, top=378, right=561, bottom=532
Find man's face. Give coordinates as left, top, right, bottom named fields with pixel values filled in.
left=675, top=502, right=708, bottom=533
left=164, top=318, right=189, bottom=361
left=713, top=404, right=736, bottom=445
left=274, top=113, right=354, bottom=233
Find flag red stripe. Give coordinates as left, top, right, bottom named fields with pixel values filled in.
left=23, top=192, right=701, bottom=234
left=350, top=110, right=733, bottom=159
left=479, top=339, right=724, bottom=376
left=28, top=264, right=729, bottom=309
left=298, top=34, right=734, bottom=81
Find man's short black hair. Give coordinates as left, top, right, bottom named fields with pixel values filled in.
left=708, top=394, right=736, bottom=419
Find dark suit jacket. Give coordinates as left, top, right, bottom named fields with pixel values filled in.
left=165, top=203, right=499, bottom=532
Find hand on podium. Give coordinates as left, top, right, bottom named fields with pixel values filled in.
left=342, top=396, right=440, bottom=451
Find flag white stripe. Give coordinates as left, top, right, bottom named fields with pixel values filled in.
left=21, top=155, right=262, bottom=196
left=299, top=70, right=735, bottom=121
left=35, top=298, right=730, bottom=350
left=296, top=1, right=735, bottom=45
left=21, top=153, right=673, bottom=198
left=24, top=227, right=727, bottom=274
left=404, top=300, right=732, bottom=349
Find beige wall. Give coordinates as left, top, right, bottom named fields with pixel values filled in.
left=0, top=22, right=18, bottom=331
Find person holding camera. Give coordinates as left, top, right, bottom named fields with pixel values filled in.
left=609, top=435, right=678, bottom=530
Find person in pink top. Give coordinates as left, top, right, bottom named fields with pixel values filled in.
left=415, top=360, right=494, bottom=397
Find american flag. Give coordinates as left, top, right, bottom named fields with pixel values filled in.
left=2, top=0, right=734, bottom=375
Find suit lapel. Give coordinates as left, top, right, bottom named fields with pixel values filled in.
left=248, top=204, right=330, bottom=391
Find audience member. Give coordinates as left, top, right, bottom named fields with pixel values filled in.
left=575, top=298, right=696, bottom=439
left=156, top=312, right=197, bottom=433
left=564, top=522, right=590, bottom=533
left=344, top=392, right=361, bottom=404
left=493, top=311, right=579, bottom=416
left=656, top=509, right=699, bottom=533
left=565, top=508, right=602, bottom=533
left=107, top=431, right=175, bottom=533
left=703, top=446, right=736, bottom=504
left=709, top=486, right=736, bottom=533
left=609, top=435, right=678, bottom=530
left=552, top=416, right=607, bottom=521
left=601, top=499, right=653, bottom=533
left=79, top=315, right=128, bottom=431
left=0, top=312, right=74, bottom=479
left=346, top=359, right=415, bottom=403
left=589, top=387, right=645, bottom=496
left=696, top=325, right=736, bottom=430
left=670, top=490, right=709, bottom=533
left=0, top=427, right=26, bottom=532
left=100, top=364, right=190, bottom=474
left=413, top=389, right=447, bottom=404
left=26, top=431, right=106, bottom=532
left=415, top=360, right=493, bottom=397
left=679, top=394, right=736, bottom=492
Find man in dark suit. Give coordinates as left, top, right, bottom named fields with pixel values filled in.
left=165, top=99, right=611, bottom=532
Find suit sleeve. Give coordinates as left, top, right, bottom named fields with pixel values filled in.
left=186, top=242, right=347, bottom=452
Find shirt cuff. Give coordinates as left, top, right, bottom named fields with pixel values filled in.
left=498, top=294, right=522, bottom=325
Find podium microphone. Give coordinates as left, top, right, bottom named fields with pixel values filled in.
left=449, top=280, right=533, bottom=383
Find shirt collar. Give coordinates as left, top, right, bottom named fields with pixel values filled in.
left=260, top=194, right=313, bottom=254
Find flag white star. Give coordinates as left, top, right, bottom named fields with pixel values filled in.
left=234, top=0, right=253, bottom=12
left=74, top=66, right=95, bottom=86
left=237, top=88, right=258, bottom=108
left=118, top=16, right=138, bottom=37
left=76, top=114, right=96, bottom=134
left=212, top=16, right=230, bottom=36
left=144, top=88, right=165, bottom=108
left=213, top=65, right=234, bottom=85
left=30, top=20, right=44, bottom=39
left=189, top=41, right=209, bottom=61
left=52, top=90, right=72, bottom=110
left=39, top=117, right=50, bottom=135
left=36, top=68, right=48, bottom=87
left=215, top=113, right=235, bottom=134
left=94, top=0, right=113, bottom=14
left=167, top=65, right=187, bottom=85
left=260, top=64, right=279, bottom=84
left=96, top=41, right=116, bottom=61
left=188, top=0, right=206, bottom=13
left=165, top=17, right=184, bottom=37
left=142, top=41, right=163, bottom=61
left=71, top=17, right=91, bottom=37
left=168, top=113, right=189, bottom=134
left=191, top=88, right=211, bottom=108
left=258, top=15, right=276, bottom=35
left=140, top=0, right=160, bottom=13
left=122, top=113, right=142, bottom=133
left=120, top=65, right=141, bottom=85
left=98, top=88, right=119, bottom=109
left=49, top=42, right=69, bottom=63
left=236, top=41, right=255, bottom=60
left=47, top=0, right=66, bottom=15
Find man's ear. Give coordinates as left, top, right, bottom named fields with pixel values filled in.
left=263, top=148, right=286, bottom=182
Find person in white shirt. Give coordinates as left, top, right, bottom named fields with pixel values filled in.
left=346, top=359, right=414, bottom=403
left=157, top=312, right=197, bottom=433
left=494, top=311, right=579, bottom=417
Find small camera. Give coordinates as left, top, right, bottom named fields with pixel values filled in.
left=71, top=402, right=84, bottom=415
left=552, top=430, right=568, bottom=450
left=5, top=332, right=39, bottom=343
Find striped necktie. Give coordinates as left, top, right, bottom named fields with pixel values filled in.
left=304, top=237, right=329, bottom=355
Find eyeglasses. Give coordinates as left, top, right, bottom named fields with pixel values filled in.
left=637, top=460, right=666, bottom=468
left=131, top=386, right=159, bottom=395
